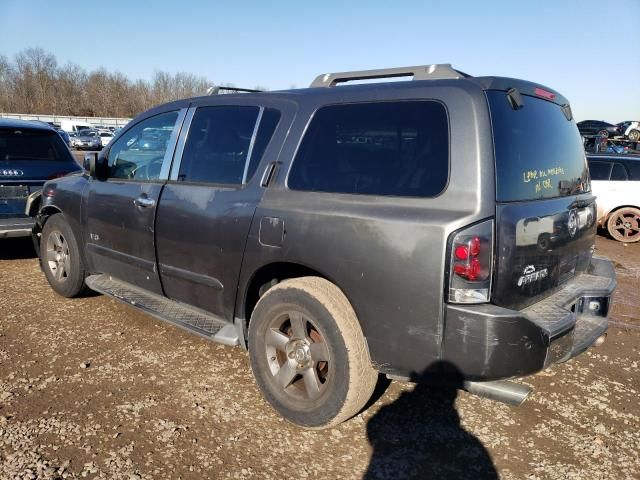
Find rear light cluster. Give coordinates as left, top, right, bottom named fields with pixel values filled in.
left=448, top=219, right=494, bottom=304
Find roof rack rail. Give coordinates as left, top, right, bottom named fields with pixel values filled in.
left=310, top=64, right=470, bottom=88
left=206, top=86, right=263, bottom=95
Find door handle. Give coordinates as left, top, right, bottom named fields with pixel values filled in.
left=133, top=197, right=155, bottom=208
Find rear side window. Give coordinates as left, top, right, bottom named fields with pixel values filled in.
left=588, top=160, right=612, bottom=180
left=288, top=101, right=449, bottom=197
left=488, top=91, right=589, bottom=201
left=0, top=128, right=72, bottom=162
left=178, top=106, right=262, bottom=185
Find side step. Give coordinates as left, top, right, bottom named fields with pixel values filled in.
left=85, top=274, right=240, bottom=346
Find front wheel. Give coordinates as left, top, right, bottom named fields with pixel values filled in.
left=41, top=214, right=87, bottom=297
left=248, top=277, right=378, bottom=429
left=606, top=207, right=640, bottom=243
left=628, top=129, right=640, bottom=142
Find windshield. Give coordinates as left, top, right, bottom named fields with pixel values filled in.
left=488, top=90, right=589, bottom=202
left=0, top=128, right=73, bottom=162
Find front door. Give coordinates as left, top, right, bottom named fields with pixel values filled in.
left=85, top=109, right=186, bottom=294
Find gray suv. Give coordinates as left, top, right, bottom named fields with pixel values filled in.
left=29, top=65, right=616, bottom=428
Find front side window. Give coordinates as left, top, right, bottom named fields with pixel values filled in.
left=288, top=101, right=449, bottom=197
left=106, top=111, right=179, bottom=181
left=178, top=106, right=261, bottom=185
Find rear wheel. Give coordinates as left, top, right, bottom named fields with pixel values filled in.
left=248, top=277, right=377, bottom=429
left=598, top=129, right=609, bottom=138
left=606, top=207, right=640, bottom=243
left=628, top=130, right=640, bottom=142
left=41, top=214, right=87, bottom=297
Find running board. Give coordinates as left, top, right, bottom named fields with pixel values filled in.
left=85, top=274, right=239, bottom=346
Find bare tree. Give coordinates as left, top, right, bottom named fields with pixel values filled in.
left=0, top=47, right=227, bottom=118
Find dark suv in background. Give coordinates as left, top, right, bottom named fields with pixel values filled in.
left=29, top=65, right=616, bottom=428
left=0, top=119, right=80, bottom=238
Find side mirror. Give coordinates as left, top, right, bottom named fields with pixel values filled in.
left=83, top=152, right=99, bottom=178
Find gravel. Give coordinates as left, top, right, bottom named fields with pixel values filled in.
left=0, top=235, right=638, bottom=479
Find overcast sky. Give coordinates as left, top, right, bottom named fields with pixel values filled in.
left=1, top=0, right=638, bottom=122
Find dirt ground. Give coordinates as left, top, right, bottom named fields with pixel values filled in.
left=0, top=235, right=638, bottom=480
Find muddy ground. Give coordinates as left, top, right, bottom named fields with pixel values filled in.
left=0, top=235, right=638, bottom=480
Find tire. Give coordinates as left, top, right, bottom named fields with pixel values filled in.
left=598, top=129, right=609, bottom=138
left=248, top=276, right=377, bottom=429
left=606, top=207, right=640, bottom=243
left=628, top=130, right=640, bottom=142
left=41, top=214, right=87, bottom=297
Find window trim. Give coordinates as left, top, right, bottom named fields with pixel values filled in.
left=103, top=108, right=186, bottom=184
left=285, top=99, right=451, bottom=199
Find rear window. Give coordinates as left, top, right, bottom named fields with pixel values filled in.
left=488, top=91, right=589, bottom=202
left=288, top=101, right=449, bottom=197
left=0, top=128, right=72, bottom=162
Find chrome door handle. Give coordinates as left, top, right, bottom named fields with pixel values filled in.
left=133, top=197, right=155, bottom=208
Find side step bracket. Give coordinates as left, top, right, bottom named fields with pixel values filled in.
left=85, top=274, right=239, bottom=346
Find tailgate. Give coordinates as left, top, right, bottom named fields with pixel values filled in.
left=487, top=89, right=594, bottom=310
left=493, top=195, right=596, bottom=310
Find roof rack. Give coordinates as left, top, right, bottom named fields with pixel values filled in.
left=310, top=64, right=470, bottom=88
left=206, top=86, right=263, bottom=95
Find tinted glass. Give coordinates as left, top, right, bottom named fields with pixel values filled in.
left=107, top=111, right=178, bottom=181
left=245, top=108, right=281, bottom=181
left=0, top=128, right=73, bottom=162
left=587, top=160, right=612, bottom=180
left=610, top=163, right=628, bottom=181
left=288, top=101, right=449, bottom=197
left=489, top=91, right=589, bottom=201
left=625, top=162, right=640, bottom=181
left=178, top=106, right=260, bottom=185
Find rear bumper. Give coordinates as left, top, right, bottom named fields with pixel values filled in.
left=0, top=217, right=35, bottom=238
left=442, top=256, right=616, bottom=381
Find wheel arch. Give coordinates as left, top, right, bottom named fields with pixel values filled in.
left=238, top=261, right=360, bottom=346
left=604, top=204, right=640, bottom=221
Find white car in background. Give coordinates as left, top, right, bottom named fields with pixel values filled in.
left=587, top=154, right=640, bottom=242
left=97, top=130, right=114, bottom=148
left=624, top=121, right=640, bottom=142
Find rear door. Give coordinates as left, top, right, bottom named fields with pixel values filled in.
left=154, top=100, right=287, bottom=319
left=84, top=109, right=185, bottom=294
left=487, top=90, right=595, bottom=310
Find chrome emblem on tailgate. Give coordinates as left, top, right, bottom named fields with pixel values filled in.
left=518, top=265, right=549, bottom=287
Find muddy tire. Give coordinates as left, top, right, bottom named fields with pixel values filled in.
left=606, top=207, right=640, bottom=243
left=248, top=277, right=378, bottom=429
left=41, top=214, right=87, bottom=297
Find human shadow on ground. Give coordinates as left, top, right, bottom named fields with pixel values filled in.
left=364, top=361, right=498, bottom=480
left=0, top=237, right=37, bottom=260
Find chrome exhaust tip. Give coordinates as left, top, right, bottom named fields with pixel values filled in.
left=594, top=333, right=607, bottom=347
left=463, top=380, right=532, bottom=406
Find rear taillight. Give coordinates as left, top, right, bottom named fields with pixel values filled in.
left=448, top=219, right=494, bottom=304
